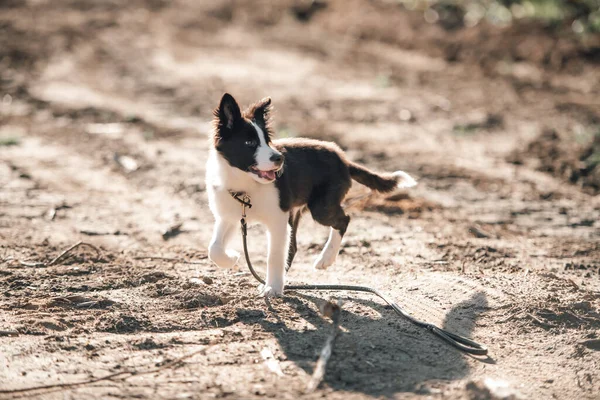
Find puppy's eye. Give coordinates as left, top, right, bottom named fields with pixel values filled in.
left=245, top=140, right=257, bottom=147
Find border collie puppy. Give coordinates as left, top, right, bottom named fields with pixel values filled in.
left=206, top=93, right=416, bottom=297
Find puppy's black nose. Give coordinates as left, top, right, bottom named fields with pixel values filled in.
left=270, top=153, right=283, bottom=164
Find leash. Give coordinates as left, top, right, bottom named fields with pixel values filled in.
left=230, top=192, right=488, bottom=356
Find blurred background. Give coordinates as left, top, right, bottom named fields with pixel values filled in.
left=1, top=0, right=599, bottom=196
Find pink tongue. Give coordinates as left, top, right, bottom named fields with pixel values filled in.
left=258, top=170, right=276, bottom=180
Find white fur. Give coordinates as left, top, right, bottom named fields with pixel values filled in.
left=206, top=149, right=288, bottom=296
left=251, top=121, right=279, bottom=172
left=313, top=228, right=342, bottom=270
left=394, top=170, right=417, bottom=188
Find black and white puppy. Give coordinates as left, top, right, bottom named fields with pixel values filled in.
left=206, top=93, right=416, bottom=297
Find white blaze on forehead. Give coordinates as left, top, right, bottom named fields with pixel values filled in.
left=251, top=121, right=277, bottom=170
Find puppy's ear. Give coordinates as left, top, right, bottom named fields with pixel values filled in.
left=250, top=97, right=272, bottom=127
left=214, top=93, right=242, bottom=137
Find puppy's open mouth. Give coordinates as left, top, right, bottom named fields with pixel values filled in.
left=250, top=166, right=281, bottom=181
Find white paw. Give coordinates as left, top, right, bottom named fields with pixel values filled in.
left=313, top=229, right=342, bottom=270
left=209, top=248, right=240, bottom=269
left=258, top=284, right=284, bottom=298
left=312, top=250, right=337, bottom=270
left=225, top=249, right=240, bottom=264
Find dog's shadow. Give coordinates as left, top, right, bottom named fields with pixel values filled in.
left=256, top=290, right=490, bottom=396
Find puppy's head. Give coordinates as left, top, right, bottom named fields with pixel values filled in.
left=213, top=93, right=283, bottom=184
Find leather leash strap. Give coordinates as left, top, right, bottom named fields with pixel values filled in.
left=231, top=191, right=488, bottom=356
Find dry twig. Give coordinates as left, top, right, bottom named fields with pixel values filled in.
left=306, top=299, right=342, bottom=393
left=526, top=313, right=555, bottom=330
left=468, top=226, right=492, bottom=239
left=133, top=255, right=207, bottom=264
left=0, top=346, right=211, bottom=395
left=18, top=241, right=100, bottom=268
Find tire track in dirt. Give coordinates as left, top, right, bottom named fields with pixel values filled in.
left=1, top=135, right=212, bottom=250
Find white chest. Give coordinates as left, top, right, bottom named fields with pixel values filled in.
left=208, top=185, right=281, bottom=224
left=206, top=150, right=283, bottom=225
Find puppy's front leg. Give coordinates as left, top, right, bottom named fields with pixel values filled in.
left=208, top=219, right=239, bottom=269
left=261, top=213, right=290, bottom=297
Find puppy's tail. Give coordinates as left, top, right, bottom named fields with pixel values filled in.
left=348, top=162, right=417, bottom=193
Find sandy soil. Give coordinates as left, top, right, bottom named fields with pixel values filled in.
left=1, top=1, right=599, bottom=399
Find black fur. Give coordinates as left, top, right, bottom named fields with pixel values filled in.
left=213, top=94, right=273, bottom=173
left=347, top=162, right=399, bottom=192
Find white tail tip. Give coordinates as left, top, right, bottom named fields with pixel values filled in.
left=393, top=170, right=417, bottom=188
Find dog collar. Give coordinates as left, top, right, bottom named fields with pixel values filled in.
left=229, top=191, right=252, bottom=208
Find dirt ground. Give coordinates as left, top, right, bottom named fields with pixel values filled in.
left=1, top=1, right=600, bottom=399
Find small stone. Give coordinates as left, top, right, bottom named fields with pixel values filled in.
left=399, top=109, right=413, bottom=121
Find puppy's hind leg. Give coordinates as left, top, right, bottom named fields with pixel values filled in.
left=309, top=203, right=350, bottom=270
left=286, top=208, right=304, bottom=272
